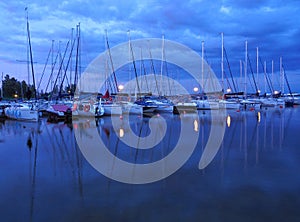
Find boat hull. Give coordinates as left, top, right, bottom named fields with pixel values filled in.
left=5, top=107, right=39, bottom=121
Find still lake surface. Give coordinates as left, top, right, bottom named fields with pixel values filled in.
left=1, top=107, right=300, bottom=222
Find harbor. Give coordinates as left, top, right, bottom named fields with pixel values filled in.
left=0, top=107, right=300, bottom=221
left=1, top=1, right=300, bottom=221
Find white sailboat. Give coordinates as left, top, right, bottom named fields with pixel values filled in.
left=5, top=9, right=39, bottom=122
left=5, top=102, right=39, bottom=121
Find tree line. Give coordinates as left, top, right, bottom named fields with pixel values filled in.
left=0, top=74, right=34, bottom=100
left=0, top=74, right=76, bottom=100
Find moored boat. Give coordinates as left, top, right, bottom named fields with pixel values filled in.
left=173, top=102, right=197, bottom=114
left=72, top=100, right=104, bottom=118
left=4, top=102, right=39, bottom=121
left=46, top=103, right=72, bottom=122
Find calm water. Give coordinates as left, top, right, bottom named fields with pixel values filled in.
left=1, top=107, right=300, bottom=222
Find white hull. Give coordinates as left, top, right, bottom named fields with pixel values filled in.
left=219, top=100, right=241, bottom=110
left=5, top=104, right=39, bottom=121
left=121, top=103, right=143, bottom=115
left=103, top=104, right=122, bottom=116
left=193, top=100, right=220, bottom=110
left=173, top=102, right=197, bottom=114
left=259, top=98, right=285, bottom=109
left=240, top=99, right=261, bottom=110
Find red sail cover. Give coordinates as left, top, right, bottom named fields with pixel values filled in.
left=103, top=90, right=110, bottom=99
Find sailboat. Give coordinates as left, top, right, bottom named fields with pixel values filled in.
left=218, top=33, right=240, bottom=110
left=45, top=24, right=81, bottom=122
left=101, top=90, right=122, bottom=116
left=5, top=9, right=39, bottom=122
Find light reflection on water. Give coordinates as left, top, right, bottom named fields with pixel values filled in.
left=0, top=108, right=300, bottom=221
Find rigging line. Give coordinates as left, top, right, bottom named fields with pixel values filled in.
left=148, top=41, right=159, bottom=95
left=247, top=54, right=258, bottom=92
left=247, top=69, right=255, bottom=93
left=107, top=70, right=114, bottom=93
left=163, top=44, right=172, bottom=96
left=59, top=39, right=76, bottom=97
left=129, top=38, right=141, bottom=95
left=50, top=40, right=70, bottom=101
left=37, top=47, right=51, bottom=92
left=282, top=65, right=294, bottom=100
left=105, top=30, right=119, bottom=93
left=104, top=58, right=114, bottom=94
left=141, top=50, right=150, bottom=92
left=223, top=71, right=233, bottom=92
left=223, top=47, right=237, bottom=92
left=259, top=57, right=274, bottom=93
left=45, top=50, right=59, bottom=93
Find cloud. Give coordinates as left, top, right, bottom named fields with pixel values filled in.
left=220, top=6, right=231, bottom=14
left=0, top=0, right=299, bottom=92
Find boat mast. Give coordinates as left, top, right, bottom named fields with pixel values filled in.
left=128, top=30, right=141, bottom=96
left=271, top=60, right=274, bottom=91
left=221, top=32, right=224, bottom=93
left=201, top=40, right=204, bottom=94
left=25, top=8, right=37, bottom=101
left=105, top=29, right=119, bottom=93
left=148, top=41, right=159, bottom=95
left=244, top=40, right=248, bottom=97
left=264, top=61, right=267, bottom=94
left=78, top=23, right=81, bottom=91
left=240, top=60, right=243, bottom=92
left=74, top=24, right=80, bottom=92
left=256, top=47, right=260, bottom=94
left=69, top=28, right=74, bottom=92
left=159, top=34, right=165, bottom=96
left=51, top=40, right=54, bottom=91
left=1, top=72, right=3, bottom=98
left=280, top=56, right=284, bottom=94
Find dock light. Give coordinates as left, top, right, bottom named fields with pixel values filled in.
left=193, top=87, right=199, bottom=93
left=257, top=89, right=261, bottom=94
left=118, top=84, right=124, bottom=91
left=14, top=93, right=18, bottom=98
left=274, top=90, right=279, bottom=95
left=226, top=88, right=231, bottom=93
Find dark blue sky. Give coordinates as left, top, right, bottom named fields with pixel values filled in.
left=0, top=0, right=299, bottom=92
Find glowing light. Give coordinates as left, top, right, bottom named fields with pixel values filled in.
left=118, top=84, right=124, bottom=91
left=119, top=128, right=124, bottom=137
left=257, top=111, right=261, bottom=123
left=193, top=87, right=199, bottom=92
left=226, top=88, right=231, bottom=93
left=226, top=115, right=231, bottom=128
left=193, top=119, right=199, bottom=132
left=257, top=89, right=261, bottom=94
left=274, top=90, right=279, bottom=95
left=14, top=94, right=18, bottom=98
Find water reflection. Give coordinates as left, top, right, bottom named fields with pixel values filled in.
left=0, top=108, right=299, bottom=221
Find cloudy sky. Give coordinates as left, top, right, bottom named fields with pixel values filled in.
left=0, top=0, right=299, bottom=93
